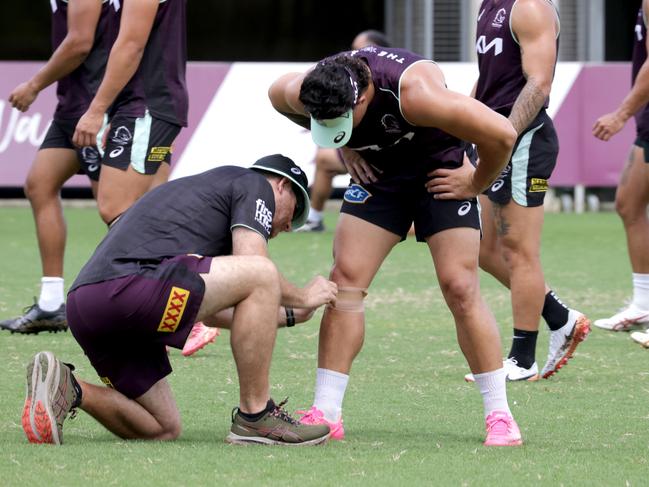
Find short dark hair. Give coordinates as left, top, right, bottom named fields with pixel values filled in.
left=299, top=55, right=370, bottom=121
left=357, top=30, right=391, bottom=48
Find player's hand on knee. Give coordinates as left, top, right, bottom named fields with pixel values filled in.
left=426, top=155, right=479, bottom=200
left=301, top=276, right=338, bottom=308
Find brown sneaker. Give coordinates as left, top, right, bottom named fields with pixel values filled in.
left=226, top=398, right=329, bottom=446
left=22, top=351, right=80, bottom=445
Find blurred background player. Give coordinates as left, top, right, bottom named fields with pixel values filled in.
left=593, top=0, right=649, bottom=335
left=296, top=30, right=391, bottom=232
left=1, top=0, right=113, bottom=334
left=270, top=46, right=523, bottom=446
left=456, top=0, right=590, bottom=382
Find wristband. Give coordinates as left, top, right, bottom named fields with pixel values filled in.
left=285, top=307, right=295, bottom=327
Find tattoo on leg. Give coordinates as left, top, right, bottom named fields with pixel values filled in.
left=620, top=149, right=635, bottom=186
left=493, top=203, right=510, bottom=237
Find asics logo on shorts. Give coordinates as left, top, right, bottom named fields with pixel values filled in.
left=158, top=287, right=190, bottom=333
left=458, top=201, right=472, bottom=216
left=344, top=184, right=372, bottom=204
left=491, top=179, right=505, bottom=192
left=109, top=146, right=125, bottom=158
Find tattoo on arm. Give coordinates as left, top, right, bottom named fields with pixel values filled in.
left=508, top=77, right=546, bottom=135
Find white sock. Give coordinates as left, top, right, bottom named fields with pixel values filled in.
left=38, top=277, right=65, bottom=311
left=313, top=368, right=349, bottom=422
left=632, top=273, right=649, bottom=310
left=308, top=208, right=323, bottom=222
left=473, top=367, right=511, bottom=418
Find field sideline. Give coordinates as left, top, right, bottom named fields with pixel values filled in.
left=0, top=207, right=647, bottom=486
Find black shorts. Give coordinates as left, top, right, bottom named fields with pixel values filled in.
left=485, top=110, right=558, bottom=208
left=39, top=118, right=102, bottom=181
left=633, top=137, right=649, bottom=163
left=66, top=254, right=211, bottom=399
left=103, top=111, right=181, bottom=175
left=340, top=182, right=480, bottom=242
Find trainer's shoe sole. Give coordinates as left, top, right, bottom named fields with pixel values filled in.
left=225, top=432, right=328, bottom=446
left=542, top=315, right=591, bottom=379
left=22, top=351, right=62, bottom=444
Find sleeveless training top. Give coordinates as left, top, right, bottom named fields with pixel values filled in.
left=51, top=0, right=114, bottom=120
left=344, top=47, right=468, bottom=191
left=110, top=0, right=188, bottom=126
left=632, top=7, right=649, bottom=138
left=475, top=0, right=559, bottom=116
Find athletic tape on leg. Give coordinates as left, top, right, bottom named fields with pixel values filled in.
left=328, top=287, right=368, bottom=312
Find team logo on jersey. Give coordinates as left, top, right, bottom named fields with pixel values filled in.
left=492, top=8, right=507, bottom=28
left=158, top=287, right=190, bottom=333
left=529, top=178, right=548, bottom=192
left=458, top=201, right=472, bottom=216
left=254, top=198, right=273, bottom=233
left=381, top=114, right=401, bottom=134
left=344, top=184, right=372, bottom=204
left=476, top=36, right=503, bottom=56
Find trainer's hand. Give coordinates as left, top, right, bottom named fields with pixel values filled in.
left=426, top=155, right=480, bottom=200
left=301, top=276, right=338, bottom=308
left=9, top=81, right=39, bottom=112
left=593, top=111, right=626, bottom=141
left=73, top=108, right=103, bottom=148
left=340, top=147, right=381, bottom=185
left=292, top=307, right=316, bottom=324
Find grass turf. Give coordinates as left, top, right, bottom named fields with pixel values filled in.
left=0, top=207, right=647, bottom=486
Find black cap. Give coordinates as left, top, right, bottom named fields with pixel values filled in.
left=249, top=154, right=310, bottom=228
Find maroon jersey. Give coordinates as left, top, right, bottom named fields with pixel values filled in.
left=632, top=7, right=649, bottom=139
left=344, top=47, right=468, bottom=191
left=111, top=0, right=188, bottom=127
left=475, top=0, right=559, bottom=115
left=51, top=0, right=115, bottom=119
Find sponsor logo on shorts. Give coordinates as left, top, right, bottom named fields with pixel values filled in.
left=111, top=126, right=132, bottom=145
left=147, top=146, right=172, bottom=162
left=109, top=146, right=124, bottom=158
left=529, top=178, right=548, bottom=192
left=254, top=198, right=273, bottom=233
left=100, top=376, right=114, bottom=388
left=344, top=184, right=372, bottom=204
left=458, top=201, right=472, bottom=216
left=158, top=286, right=190, bottom=333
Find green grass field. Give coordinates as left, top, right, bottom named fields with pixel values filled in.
left=0, top=207, right=647, bottom=486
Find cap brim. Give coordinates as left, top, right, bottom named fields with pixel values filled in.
left=248, top=164, right=311, bottom=229
left=310, top=110, right=353, bottom=149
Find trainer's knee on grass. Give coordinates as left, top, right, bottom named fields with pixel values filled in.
left=153, top=417, right=182, bottom=441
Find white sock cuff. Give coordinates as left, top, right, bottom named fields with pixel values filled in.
left=41, top=276, right=64, bottom=284
left=308, top=208, right=323, bottom=221
left=473, top=367, right=506, bottom=391
left=632, top=273, right=649, bottom=287
left=316, top=367, right=349, bottom=384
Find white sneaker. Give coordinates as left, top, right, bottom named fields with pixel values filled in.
left=464, top=358, right=539, bottom=383
left=541, top=309, right=591, bottom=379
left=630, top=331, right=649, bottom=348
left=593, top=304, right=649, bottom=332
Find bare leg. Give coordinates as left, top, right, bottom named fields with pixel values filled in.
left=197, top=255, right=281, bottom=414
left=24, top=148, right=80, bottom=277
left=97, top=165, right=157, bottom=224
left=427, top=227, right=502, bottom=373
left=79, top=377, right=181, bottom=440
left=310, top=149, right=346, bottom=213
left=496, top=201, right=545, bottom=332
left=318, top=214, right=400, bottom=373
left=616, top=146, right=649, bottom=273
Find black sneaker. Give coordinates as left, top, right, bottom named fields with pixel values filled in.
left=226, top=398, right=329, bottom=446
left=0, top=301, right=67, bottom=334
